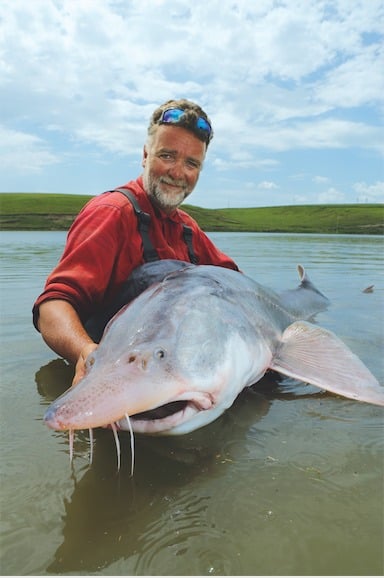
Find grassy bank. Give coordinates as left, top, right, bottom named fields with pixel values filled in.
left=0, top=193, right=383, bottom=234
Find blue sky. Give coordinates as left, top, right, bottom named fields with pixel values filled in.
left=1, top=0, right=383, bottom=208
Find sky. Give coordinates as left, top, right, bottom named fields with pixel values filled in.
left=1, top=0, right=383, bottom=208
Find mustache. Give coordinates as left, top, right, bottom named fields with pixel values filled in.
left=159, top=177, right=188, bottom=188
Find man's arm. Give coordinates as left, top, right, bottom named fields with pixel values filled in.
left=37, top=300, right=98, bottom=385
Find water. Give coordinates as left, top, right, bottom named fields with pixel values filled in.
left=1, top=231, right=383, bottom=575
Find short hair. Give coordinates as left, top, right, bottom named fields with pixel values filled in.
left=147, top=98, right=213, bottom=147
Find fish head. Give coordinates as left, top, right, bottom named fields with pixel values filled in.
left=44, top=271, right=271, bottom=435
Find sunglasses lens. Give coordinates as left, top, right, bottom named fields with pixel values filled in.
left=159, top=108, right=212, bottom=140
left=162, top=109, right=185, bottom=124
left=196, top=117, right=211, bottom=133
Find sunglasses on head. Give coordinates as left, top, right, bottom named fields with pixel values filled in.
left=158, top=107, right=212, bottom=142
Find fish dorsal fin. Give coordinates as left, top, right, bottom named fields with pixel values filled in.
left=270, top=321, right=384, bottom=406
left=278, top=265, right=330, bottom=320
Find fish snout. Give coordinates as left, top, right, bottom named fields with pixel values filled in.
left=44, top=403, right=70, bottom=431
left=43, top=346, right=173, bottom=432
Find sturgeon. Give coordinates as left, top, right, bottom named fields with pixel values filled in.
left=44, top=261, right=383, bottom=467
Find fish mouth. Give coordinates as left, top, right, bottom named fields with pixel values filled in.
left=121, top=394, right=214, bottom=435
left=132, top=400, right=189, bottom=421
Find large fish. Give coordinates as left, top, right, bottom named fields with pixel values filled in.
left=44, top=261, right=383, bottom=468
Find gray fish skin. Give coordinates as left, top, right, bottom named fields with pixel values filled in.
left=44, top=262, right=383, bottom=436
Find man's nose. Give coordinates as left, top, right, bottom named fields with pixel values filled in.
left=167, top=159, right=185, bottom=180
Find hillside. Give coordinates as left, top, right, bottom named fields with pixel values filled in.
left=0, top=193, right=383, bottom=234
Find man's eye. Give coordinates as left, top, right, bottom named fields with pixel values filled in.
left=186, top=160, right=200, bottom=169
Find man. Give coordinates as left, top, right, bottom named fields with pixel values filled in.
left=33, top=98, right=239, bottom=385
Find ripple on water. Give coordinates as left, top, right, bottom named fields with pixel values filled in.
left=354, top=410, right=384, bottom=460
left=133, top=490, right=243, bottom=575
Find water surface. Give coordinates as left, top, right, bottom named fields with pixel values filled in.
left=1, top=231, right=383, bottom=575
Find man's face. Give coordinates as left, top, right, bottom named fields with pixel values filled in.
left=142, top=124, right=206, bottom=214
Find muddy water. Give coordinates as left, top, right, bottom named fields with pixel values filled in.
left=1, top=231, right=383, bottom=575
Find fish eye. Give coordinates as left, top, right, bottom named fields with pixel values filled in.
left=154, top=348, right=166, bottom=360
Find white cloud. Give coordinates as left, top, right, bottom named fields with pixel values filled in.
left=313, top=176, right=330, bottom=184
left=318, top=187, right=346, bottom=203
left=217, top=117, right=384, bottom=158
left=212, top=154, right=279, bottom=171
left=353, top=181, right=384, bottom=202
left=257, top=181, right=279, bottom=190
left=0, top=0, right=383, bottom=205
left=314, top=44, right=384, bottom=109
left=0, top=126, right=59, bottom=172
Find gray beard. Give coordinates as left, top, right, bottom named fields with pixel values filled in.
left=144, top=175, right=191, bottom=212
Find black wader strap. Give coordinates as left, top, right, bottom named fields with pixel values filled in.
left=113, top=187, right=198, bottom=265
left=114, top=188, right=159, bottom=262
left=182, top=225, right=198, bottom=264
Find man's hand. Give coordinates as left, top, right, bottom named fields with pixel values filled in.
left=73, top=343, right=98, bottom=386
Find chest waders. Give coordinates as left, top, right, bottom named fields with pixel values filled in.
left=85, top=188, right=198, bottom=341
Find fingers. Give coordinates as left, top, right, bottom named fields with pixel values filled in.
left=72, top=343, right=98, bottom=386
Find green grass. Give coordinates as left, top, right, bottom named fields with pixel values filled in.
left=0, top=193, right=92, bottom=231
left=188, top=204, right=384, bottom=234
left=0, top=193, right=383, bottom=234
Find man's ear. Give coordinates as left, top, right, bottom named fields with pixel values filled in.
left=142, top=145, right=148, bottom=168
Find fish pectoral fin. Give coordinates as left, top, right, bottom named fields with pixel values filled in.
left=270, top=321, right=384, bottom=406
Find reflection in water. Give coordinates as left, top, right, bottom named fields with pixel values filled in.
left=35, top=358, right=74, bottom=402
left=35, top=361, right=272, bottom=573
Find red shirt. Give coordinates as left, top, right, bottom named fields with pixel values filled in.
left=33, top=177, right=238, bottom=327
